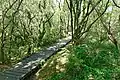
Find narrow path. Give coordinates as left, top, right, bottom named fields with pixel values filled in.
left=0, top=37, right=71, bottom=80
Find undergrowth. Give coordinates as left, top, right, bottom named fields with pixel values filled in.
left=48, top=41, right=120, bottom=80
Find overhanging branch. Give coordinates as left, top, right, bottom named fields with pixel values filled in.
left=112, top=0, right=120, bottom=8
left=81, top=0, right=109, bottom=35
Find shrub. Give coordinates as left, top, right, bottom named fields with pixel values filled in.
left=48, top=42, right=120, bottom=80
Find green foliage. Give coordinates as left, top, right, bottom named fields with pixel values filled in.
left=48, top=42, right=120, bottom=80
left=41, top=28, right=60, bottom=46
left=47, top=72, right=65, bottom=80
left=68, top=43, right=120, bottom=80
left=0, top=0, right=68, bottom=64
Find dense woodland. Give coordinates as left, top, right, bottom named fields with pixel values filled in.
left=0, top=0, right=120, bottom=80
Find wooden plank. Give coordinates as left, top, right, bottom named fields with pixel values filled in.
left=0, top=75, right=18, bottom=80
left=7, top=68, right=29, bottom=74
left=4, top=71, right=25, bottom=77
left=0, top=72, right=20, bottom=80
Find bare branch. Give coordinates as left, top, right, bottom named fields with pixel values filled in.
left=81, top=0, right=109, bottom=35
left=65, top=0, right=70, bottom=10
left=112, top=0, right=120, bottom=8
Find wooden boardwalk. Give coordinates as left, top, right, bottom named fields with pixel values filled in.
left=0, top=37, right=71, bottom=80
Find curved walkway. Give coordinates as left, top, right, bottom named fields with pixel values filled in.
left=0, top=37, right=71, bottom=80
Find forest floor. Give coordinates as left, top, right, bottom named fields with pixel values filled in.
left=35, top=44, right=72, bottom=80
